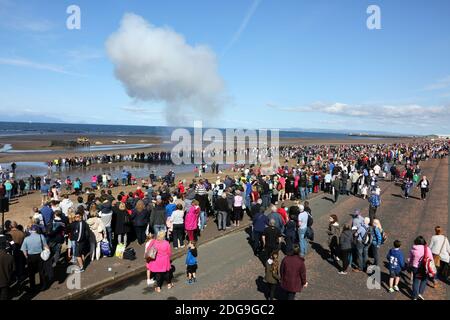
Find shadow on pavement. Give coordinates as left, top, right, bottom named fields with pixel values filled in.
left=321, top=196, right=335, bottom=203
left=255, top=276, right=286, bottom=300
left=390, top=194, right=421, bottom=200
left=310, top=242, right=341, bottom=271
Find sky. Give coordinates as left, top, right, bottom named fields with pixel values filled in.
left=0, top=0, right=450, bottom=134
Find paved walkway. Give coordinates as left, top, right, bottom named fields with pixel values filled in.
left=99, top=158, right=449, bottom=300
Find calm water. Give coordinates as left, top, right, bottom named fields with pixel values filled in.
left=0, top=161, right=208, bottom=182
left=0, top=121, right=390, bottom=140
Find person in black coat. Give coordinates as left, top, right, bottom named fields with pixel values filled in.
left=130, top=200, right=150, bottom=245
left=113, top=202, right=131, bottom=247
left=149, top=199, right=166, bottom=236
left=0, top=238, right=15, bottom=300
left=338, top=224, right=354, bottom=274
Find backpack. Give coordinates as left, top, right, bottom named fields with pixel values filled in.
left=305, top=226, right=314, bottom=241
left=306, top=212, right=313, bottom=227
left=123, top=247, right=136, bottom=260
left=362, top=225, right=373, bottom=246
left=418, top=246, right=437, bottom=278
left=369, top=194, right=381, bottom=207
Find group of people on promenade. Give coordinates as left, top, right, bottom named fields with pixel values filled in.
left=0, top=139, right=449, bottom=300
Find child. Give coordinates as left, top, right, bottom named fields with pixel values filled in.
left=185, top=241, right=198, bottom=284
left=386, top=240, right=405, bottom=293
left=144, top=234, right=155, bottom=286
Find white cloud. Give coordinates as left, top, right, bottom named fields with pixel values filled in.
left=267, top=102, right=450, bottom=127
left=106, top=13, right=225, bottom=126
left=222, top=0, right=262, bottom=56
left=0, top=0, right=53, bottom=32
left=424, top=75, right=450, bottom=91
left=0, top=57, right=83, bottom=76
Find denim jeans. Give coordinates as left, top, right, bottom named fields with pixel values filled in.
left=412, top=267, right=428, bottom=299
left=298, top=228, right=308, bottom=257
left=356, top=241, right=369, bottom=271
left=153, top=224, right=167, bottom=237
left=6, top=190, right=11, bottom=200
left=252, top=230, right=263, bottom=253
left=217, top=211, right=228, bottom=230
left=105, top=226, right=113, bottom=248
left=50, top=242, right=62, bottom=266
left=245, top=196, right=251, bottom=210
left=261, top=194, right=270, bottom=210
left=199, top=211, right=206, bottom=230
left=300, top=187, right=307, bottom=200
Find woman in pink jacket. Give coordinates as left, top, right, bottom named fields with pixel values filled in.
left=408, top=236, right=433, bottom=300
left=185, top=200, right=200, bottom=242
left=146, top=230, right=173, bottom=292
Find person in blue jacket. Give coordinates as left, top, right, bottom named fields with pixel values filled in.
left=371, top=219, right=383, bottom=266
left=185, top=241, right=198, bottom=284
left=386, top=240, right=405, bottom=293
left=252, top=209, right=269, bottom=255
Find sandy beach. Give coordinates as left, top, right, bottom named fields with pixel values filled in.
left=0, top=133, right=416, bottom=163
left=0, top=133, right=418, bottom=227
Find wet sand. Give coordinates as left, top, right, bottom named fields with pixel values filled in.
left=0, top=134, right=427, bottom=227
left=0, top=134, right=162, bottom=162
left=0, top=134, right=416, bottom=163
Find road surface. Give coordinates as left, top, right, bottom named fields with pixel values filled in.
left=99, top=158, right=448, bottom=300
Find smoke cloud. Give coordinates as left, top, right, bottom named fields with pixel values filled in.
left=106, top=13, right=225, bottom=125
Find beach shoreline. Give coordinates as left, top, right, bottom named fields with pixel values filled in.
left=0, top=133, right=417, bottom=163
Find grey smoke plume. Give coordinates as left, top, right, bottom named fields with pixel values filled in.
left=106, top=13, right=225, bottom=125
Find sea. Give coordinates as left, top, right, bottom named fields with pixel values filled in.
left=0, top=122, right=390, bottom=180
left=0, top=121, right=382, bottom=140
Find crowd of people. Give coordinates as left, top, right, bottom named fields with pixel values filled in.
left=45, top=152, right=173, bottom=170
left=0, top=139, right=449, bottom=300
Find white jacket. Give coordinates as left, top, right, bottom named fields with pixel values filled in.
left=60, top=199, right=74, bottom=215
left=429, top=235, right=450, bottom=263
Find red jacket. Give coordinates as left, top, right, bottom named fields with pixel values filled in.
left=277, top=208, right=288, bottom=225
left=134, top=189, right=144, bottom=199
left=280, top=255, right=307, bottom=293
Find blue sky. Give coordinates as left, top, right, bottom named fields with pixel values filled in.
left=0, top=0, right=449, bottom=134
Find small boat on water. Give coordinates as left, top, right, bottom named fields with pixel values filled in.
left=111, top=139, right=127, bottom=144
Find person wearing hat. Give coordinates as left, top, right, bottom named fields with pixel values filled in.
left=0, top=237, right=15, bottom=300
left=21, top=225, right=49, bottom=291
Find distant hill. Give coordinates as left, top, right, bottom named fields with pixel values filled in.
left=0, top=114, right=65, bottom=123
